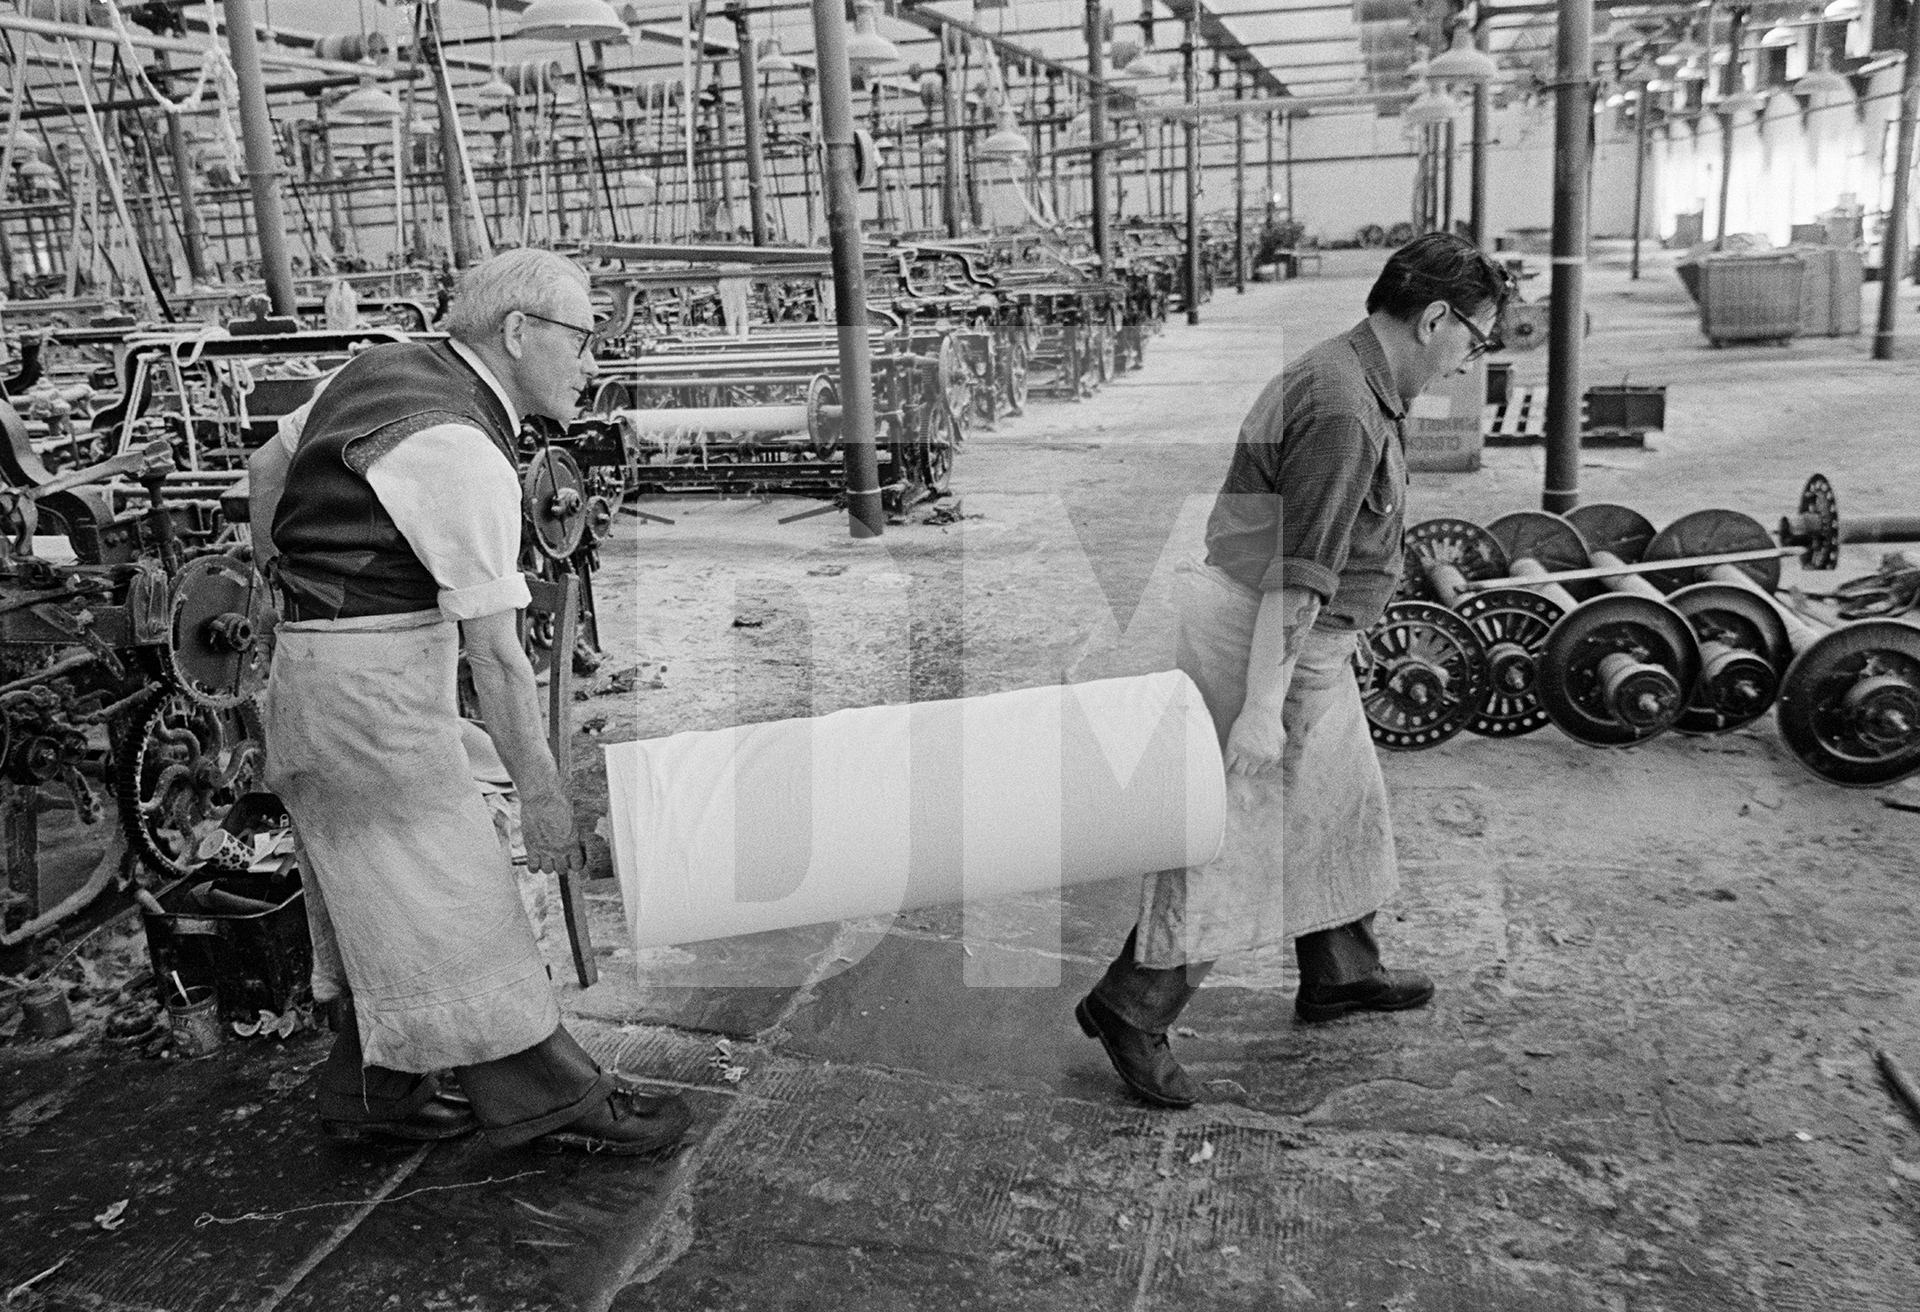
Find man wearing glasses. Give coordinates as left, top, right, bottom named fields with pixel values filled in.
left=1077, top=233, right=1513, bottom=1109
left=247, top=249, right=691, bottom=1155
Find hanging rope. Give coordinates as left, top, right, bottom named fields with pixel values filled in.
left=62, top=39, right=169, bottom=316
left=103, top=0, right=221, bottom=115
left=0, top=36, right=28, bottom=227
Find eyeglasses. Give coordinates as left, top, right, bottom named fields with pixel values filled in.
left=1446, top=303, right=1496, bottom=360
left=520, top=310, right=597, bottom=359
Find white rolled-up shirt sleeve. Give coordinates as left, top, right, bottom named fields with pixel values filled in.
left=363, top=424, right=530, bottom=621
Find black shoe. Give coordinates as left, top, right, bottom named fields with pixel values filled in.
left=324, top=1095, right=477, bottom=1144
left=1295, top=968, right=1435, bottom=1023
left=1075, top=992, right=1199, bottom=1109
left=533, top=1082, right=692, bottom=1157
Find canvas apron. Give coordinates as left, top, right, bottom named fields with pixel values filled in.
left=1136, top=557, right=1398, bottom=968
left=264, top=611, right=558, bottom=1072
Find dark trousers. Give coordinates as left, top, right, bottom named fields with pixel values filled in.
left=1092, top=914, right=1386, bottom=1033
left=317, top=999, right=615, bottom=1147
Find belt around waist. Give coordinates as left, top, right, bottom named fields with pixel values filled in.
left=276, top=590, right=438, bottom=626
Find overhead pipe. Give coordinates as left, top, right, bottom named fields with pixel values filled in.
left=0, top=10, right=399, bottom=77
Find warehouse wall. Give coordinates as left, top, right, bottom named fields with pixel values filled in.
left=956, top=97, right=1646, bottom=252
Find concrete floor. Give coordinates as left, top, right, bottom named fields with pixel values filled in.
left=5, top=246, right=1920, bottom=1311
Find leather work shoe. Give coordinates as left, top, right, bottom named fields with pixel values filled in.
left=534, top=1082, right=693, bottom=1157
left=1075, top=992, right=1199, bottom=1109
left=1295, top=968, right=1436, bottom=1024
left=323, top=1095, right=477, bottom=1144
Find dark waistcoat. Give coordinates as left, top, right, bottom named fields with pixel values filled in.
left=272, top=341, right=518, bottom=620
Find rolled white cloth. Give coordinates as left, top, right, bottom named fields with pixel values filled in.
left=604, top=670, right=1226, bottom=950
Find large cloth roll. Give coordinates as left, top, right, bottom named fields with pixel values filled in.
left=604, top=670, right=1226, bottom=950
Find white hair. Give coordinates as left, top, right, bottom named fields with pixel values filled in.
left=443, top=248, right=590, bottom=344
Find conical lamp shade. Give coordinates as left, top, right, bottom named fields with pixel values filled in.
left=1794, top=66, right=1852, bottom=96
left=1719, top=87, right=1765, bottom=114
left=1760, top=23, right=1796, bottom=48
left=476, top=75, right=517, bottom=107
left=846, top=2, right=901, bottom=75
left=335, top=82, right=402, bottom=123
left=1404, top=83, right=1458, bottom=123
left=516, top=0, right=629, bottom=44
left=978, top=107, right=1029, bottom=158
left=1427, top=29, right=1498, bottom=83
left=1824, top=0, right=1863, bottom=18
left=759, top=38, right=795, bottom=74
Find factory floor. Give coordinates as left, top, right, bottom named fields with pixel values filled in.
left=5, top=245, right=1920, bottom=1312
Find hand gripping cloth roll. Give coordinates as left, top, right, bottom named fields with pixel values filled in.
left=604, top=670, right=1227, bottom=950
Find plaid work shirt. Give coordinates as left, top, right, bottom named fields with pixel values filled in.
left=1201, top=319, right=1409, bottom=633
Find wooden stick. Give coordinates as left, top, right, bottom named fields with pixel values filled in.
left=1877, top=1047, right=1920, bottom=1124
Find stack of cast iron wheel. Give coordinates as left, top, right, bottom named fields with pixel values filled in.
left=1359, top=476, right=1920, bottom=788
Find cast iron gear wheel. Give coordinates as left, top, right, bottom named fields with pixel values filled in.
left=115, top=687, right=266, bottom=880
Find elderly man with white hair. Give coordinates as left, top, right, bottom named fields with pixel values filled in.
left=247, top=248, right=690, bottom=1155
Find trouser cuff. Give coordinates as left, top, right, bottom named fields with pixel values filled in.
left=1091, top=926, right=1213, bottom=1033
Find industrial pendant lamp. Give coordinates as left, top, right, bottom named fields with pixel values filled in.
left=846, top=1, right=901, bottom=77
left=1794, top=52, right=1852, bottom=97
left=1426, top=28, right=1498, bottom=83
left=1119, top=47, right=1169, bottom=81
left=1719, top=85, right=1766, bottom=114
left=1404, top=82, right=1458, bottom=124
left=1760, top=22, right=1797, bottom=48
left=978, top=104, right=1030, bottom=158
left=758, top=38, right=795, bottom=75
left=1823, top=0, right=1863, bottom=18
left=334, top=79, right=403, bottom=123
left=476, top=73, right=517, bottom=107
left=515, top=0, right=629, bottom=44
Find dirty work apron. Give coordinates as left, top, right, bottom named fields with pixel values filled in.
left=1136, top=557, right=1398, bottom=969
left=265, top=611, right=558, bottom=1072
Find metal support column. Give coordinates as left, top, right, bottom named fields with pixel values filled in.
left=810, top=0, right=883, bottom=537
left=732, top=8, right=770, bottom=245
left=1183, top=20, right=1199, bottom=324
left=1233, top=73, right=1246, bottom=292
left=1264, top=109, right=1275, bottom=224
left=1873, top=0, right=1920, bottom=358
left=1630, top=94, right=1648, bottom=279
left=1442, top=118, right=1455, bottom=234
left=1085, top=0, right=1110, bottom=271
left=221, top=0, right=295, bottom=314
left=941, top=27, right=964, bottom=237
left=1469, top=15, right=1488, bottom=247
left=1542, top=0, right=1591, bottom=514
left=1715, top=8, right=1745, bottom=250
left=424, top=17, right=475, bottom=267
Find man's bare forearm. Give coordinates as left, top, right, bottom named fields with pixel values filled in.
left=1243, top=585, right=1320, bottom=711
left=461, top=612, right=565, bottom=805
